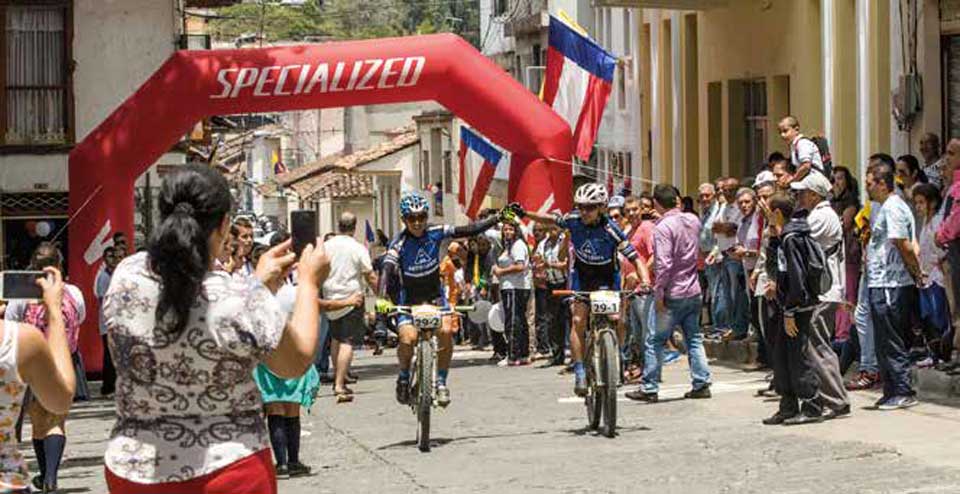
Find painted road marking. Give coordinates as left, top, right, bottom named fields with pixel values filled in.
left=557, top=378, right=765, bottom=403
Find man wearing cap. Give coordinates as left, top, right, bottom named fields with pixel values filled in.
left=792, top=173, right=851, bottom=419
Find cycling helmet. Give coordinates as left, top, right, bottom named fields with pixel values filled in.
left=399, top=192, right=429, bottom=217
left=574, top=183, right=608, bottom=206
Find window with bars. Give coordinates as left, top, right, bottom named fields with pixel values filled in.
left=3, top=2, right=72, bottom=147
left=744, top=79, right=768, bottom=176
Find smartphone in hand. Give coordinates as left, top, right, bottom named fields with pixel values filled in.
left=290, top=210, right=318, bottom=257
left=0, top=271, right=45, bottom=300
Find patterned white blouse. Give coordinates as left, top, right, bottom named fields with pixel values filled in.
left=103, top=252, right=286, bottom=484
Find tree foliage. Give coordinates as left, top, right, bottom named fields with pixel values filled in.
left=207, top=0, right=480, bottom=46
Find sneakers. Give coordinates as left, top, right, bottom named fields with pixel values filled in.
left=574, top=373, right=588, bottom=397
left=395, top=376, right=411, bottom=405
left=288, top=462, right=312, bottom=477
left=663, top=351, right=682, bottom=365
left=436, top=383, right=451, bottom=407
left=845, top=371, right=879, bottom=391
left=497, top=358, right=510, bottom=367
left=625, top=389, right=658, bottom=402
left=877, top=395, right=918, bottom=411
left=276, top=464, right=289, bottom=477
left=684, top=386, right=712, bottom=399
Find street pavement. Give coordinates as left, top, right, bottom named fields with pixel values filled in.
left=44, top=348, right=960, bottom=493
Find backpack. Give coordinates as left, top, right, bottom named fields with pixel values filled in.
left=794, top=136, right=833, bottom=180
left=784, top=232, right=833, bottom=300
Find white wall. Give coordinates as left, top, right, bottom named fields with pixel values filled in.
left=0, top=0, right=177, bottom=193
left=480, top=0, right=516, bottom=57
left=593, top=6, right=640, bottom=189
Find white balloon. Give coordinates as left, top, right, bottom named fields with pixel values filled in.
left=35, top=221, right=51, bottom=237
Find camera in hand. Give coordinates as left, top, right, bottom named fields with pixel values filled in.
left=0, top=271, right=46, bottom=300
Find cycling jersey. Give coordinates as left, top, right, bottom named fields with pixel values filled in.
left=555, top=211, right=638, bottom=291
left=383, top=225, right=455, bottom=305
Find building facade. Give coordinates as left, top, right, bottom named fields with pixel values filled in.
left=597, top=0, right=952, bottom=195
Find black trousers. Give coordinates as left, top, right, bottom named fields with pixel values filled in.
left=502, top=288, right=531, bottom=361
left=771, top=308, right=821, bottom=417
left=758, top=297, right=778, bottom=370
left=752, top=295, right=767, bottom=366
left=101, top=334, right=116, bottom=395
left=534, top=287, right=552, bottom=354
left=540, top=282, right=568, bottom=362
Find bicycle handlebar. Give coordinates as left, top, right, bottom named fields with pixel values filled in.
left=551, top=289, right=648, bottom=298
left=386, top=305, right=475, bottom=315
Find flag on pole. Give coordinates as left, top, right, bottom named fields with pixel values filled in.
left=458, top=126, right=504, bottom=219
left=272, top=149, right=288, bottom=175
left=541, top=15, right=617, bottom=162
left=364, top=219, right=375, bottom=247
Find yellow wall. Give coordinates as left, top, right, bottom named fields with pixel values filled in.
left=695, top=0, right=823, bottom=184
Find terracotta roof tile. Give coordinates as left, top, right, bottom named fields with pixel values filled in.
left=288, top=172, right=373, bottom=200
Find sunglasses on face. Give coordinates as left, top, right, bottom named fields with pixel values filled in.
left=406, top=214, right=427, bottom=223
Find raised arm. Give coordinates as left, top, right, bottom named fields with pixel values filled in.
left=451, top=214, right=500, bottom=237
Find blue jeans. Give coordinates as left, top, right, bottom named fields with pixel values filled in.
left=717, top=257, right=748, bottom=335
left=626, top=294, right=655, bottom=365
left=704, top=263, right=722, bottom=327
left=869, top=286, right=918, bottom=398
left=854, top=273, right=878, bottom=373
left=641, top=295, right=712, bottom=393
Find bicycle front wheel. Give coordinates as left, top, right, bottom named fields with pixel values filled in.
left=599, top=329, right=619, bottom=438
left=585, top=335, right=601, bottom=430
left=416, top=337, right=434, bottom=452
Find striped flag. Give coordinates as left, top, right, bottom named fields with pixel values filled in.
left=364, top=219, right=375, bottom=247
left=541, top=15, right=616, bottom=162
left=458, top=126, right=504, bottom=219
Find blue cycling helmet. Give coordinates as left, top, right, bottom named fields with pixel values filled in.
left=399, top=192, right=429, bottom=217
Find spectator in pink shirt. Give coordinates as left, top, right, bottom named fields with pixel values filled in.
left=935, top=138, right=960, bottom=370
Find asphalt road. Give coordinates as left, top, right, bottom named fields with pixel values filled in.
left=44, top=348, right=960, bottom=493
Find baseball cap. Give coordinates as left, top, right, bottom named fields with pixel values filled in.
left=608, top=195, right=625, bottom=209
left=755, top=170, right=776, bottom=185
left=789, top=172, right=832, bottom=197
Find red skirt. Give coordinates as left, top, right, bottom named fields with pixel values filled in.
left=106, top=449, right=276, bottom=494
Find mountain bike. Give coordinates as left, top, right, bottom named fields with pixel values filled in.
left=387, top=304, right=473, bottom=452
left=553, top=289, right=636, bottom=438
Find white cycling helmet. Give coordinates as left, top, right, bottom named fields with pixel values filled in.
left=574, top=183, right=609, bottom=206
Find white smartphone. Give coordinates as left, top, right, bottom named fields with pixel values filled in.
left=0, top=271, right=46, bottom=300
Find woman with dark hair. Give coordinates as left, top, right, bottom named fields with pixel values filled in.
left=102, top=165, right=329, bottom=494
left=896, top=154, right=929, bottom=191
left=830, top=166, right=860, bottom=215
left=5, top=242, right=86, bottom=493
left=913, top=183, right=951, bottom=363
left=681, top=196, right=695, bottom=214
left=492, top=220, right=531, bottom=365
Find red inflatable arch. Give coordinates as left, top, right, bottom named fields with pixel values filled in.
left=69, top=33, right=573, bottom=372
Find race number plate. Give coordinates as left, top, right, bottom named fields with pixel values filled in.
left=411, top=305, right=442, bottom=329
left=589, top=291, right=620, bottom=315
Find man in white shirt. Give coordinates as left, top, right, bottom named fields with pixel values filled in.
left=323, top=212, right=378, bottom=401
left=792, top=172, right=851, bottom=419
left=711, top=178, right=748, bottom=339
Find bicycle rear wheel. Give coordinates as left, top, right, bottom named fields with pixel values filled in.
left=416, top=338, right=434, bottom=452
left=599, top=329, right=619, bottom=438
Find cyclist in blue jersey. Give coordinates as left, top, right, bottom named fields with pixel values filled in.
left=376, top=193, right=516, bottom=406
left=508, top=184, right=651, bottom=396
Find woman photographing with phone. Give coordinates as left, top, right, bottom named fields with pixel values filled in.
left=0, top=267, right=76, bottom=493
left=101, top=164, right=329, bottom=494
